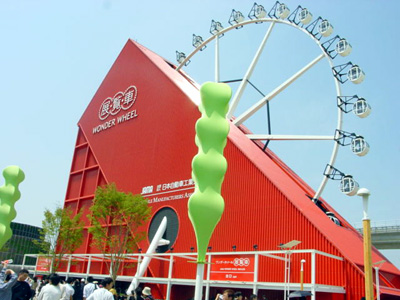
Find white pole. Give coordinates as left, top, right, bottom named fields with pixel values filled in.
left=283, top=251, right=288, bottom=300
left=127, top=216, right=168, bottom=295
left=166, top=254, right=174, bottom=300
left=375, top=266, right=380, bottom=300
left=194, top=264, right=205, bottom=300
left=215, top=35, right=220, bottom=82
left=205, top=254, right=212, bottom=300
left=311, top=252, right=316, bottom=300
left=253, top=254, right=259, bottom=294
left=287, top=251, right=292, bottom=299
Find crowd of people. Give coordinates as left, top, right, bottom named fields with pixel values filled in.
left=1, top=261, right=269, bottom=300
left=0, top=261, right=156, bottom=300
left=215, top=289, right=259, bottom=300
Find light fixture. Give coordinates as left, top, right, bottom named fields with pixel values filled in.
left=279, top=240, right=302, bottom=300
left=207, top=246, right=212, bottom=252
left=232, top=245, right=236, bottom=251
left=138, top=248, right=142, bottom=253
left=278, top=240, right=301, bottom=249
left=190, top=247, right=194, bottom=252
left=253, top=244, right=258, bottom=250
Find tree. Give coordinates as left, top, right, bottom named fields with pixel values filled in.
left=88, top=183, right=151, bottom=283
left=35, top=206, right=84, bottom=273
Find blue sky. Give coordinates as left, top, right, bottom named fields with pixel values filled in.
left=1, top=1, right=399, bottom=266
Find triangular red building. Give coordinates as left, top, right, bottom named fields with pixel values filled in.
left=61, top=40, right=400, bottom=300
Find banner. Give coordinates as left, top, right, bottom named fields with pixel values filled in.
left=210, top=255, right=254, bottom=281
left=36, top=257, right=51, bottom=272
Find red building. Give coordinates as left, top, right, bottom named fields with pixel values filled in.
left=59, top=40, right=400, bottom=299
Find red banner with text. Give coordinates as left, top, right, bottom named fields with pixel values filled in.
left=36, top=257, right=51, bottom=272
left=210, top=255, right=254, bottom=281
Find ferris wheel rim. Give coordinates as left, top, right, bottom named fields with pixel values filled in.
left=176, top=16, right=346, bottom=202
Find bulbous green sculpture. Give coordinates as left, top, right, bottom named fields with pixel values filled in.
left=188, top=82, right=231, bottom=263
left=0, top=166, right=25, bottom=249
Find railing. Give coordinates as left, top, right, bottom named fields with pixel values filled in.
left=24, top=249, right=345, bottom=300
left=354, top=220, right=400, bottom=234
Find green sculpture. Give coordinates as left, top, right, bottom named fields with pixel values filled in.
left=0, top=166, right=25, bottom=249
left=188, top=82, right=231, bottom=264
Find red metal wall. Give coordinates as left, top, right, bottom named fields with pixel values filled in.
left=62, top=39, right=400, bottom=300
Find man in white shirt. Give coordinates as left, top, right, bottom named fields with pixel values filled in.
left=87, top=278, right=114, bottom=300
left=61, top=277, right=75, bottom=300
left=37, top=273, right=64, bottom=300
left=83, top=277, right=97, bottom=300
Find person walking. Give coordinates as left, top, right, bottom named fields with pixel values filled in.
left=0, top=261, right=17, bottom=300
left=30, top=277, right=39, bottom=300
left=61, top=278, right=75, bottom=300
left=72, top=279, right=83, bottom=300
left=141, top=287, right=154, bottom=300
left=11, top=269, right=31, bottom=300
left=83, top=277, right=97, bottom=300
left=37, top=273, right=63, bottom=300
left=86, top=278, right=114, bottom=300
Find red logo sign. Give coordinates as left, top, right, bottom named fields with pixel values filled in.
left=99, top=85, right=137, bottom=120
left=210, top=255, right=254, bottom=281
left=36, top=257, right=51, bottom=272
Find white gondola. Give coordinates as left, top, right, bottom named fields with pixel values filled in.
left=336, top=39, right=352, bottom=57
left=234, top=11, right=245, bottom=23
left=192, top=35, right=203, bottom=48
left=326, top=212, right=341, bottom=225
left=299, top=8, right=312, bottom=25
left=277, top=3, right=290, bottom=19
left=340, top=175, right=359, bottom=196
left=176, top=52, right=186, bottom=64
left=352, top=98, right=371, bottom=118
left=255, top=5, right=267, bottom=19
left=211, top=21, right=223, bottom=35
left=351, top=136, right=370, bottom=156
left=347, top=65, right=365, bottom=84
left=319, top=20, right=334, bottom=37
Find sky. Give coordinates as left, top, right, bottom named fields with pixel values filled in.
left=1, top=1, right=399, bottom=266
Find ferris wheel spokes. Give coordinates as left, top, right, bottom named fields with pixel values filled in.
left=233, top=52, right=325, bottom=126
left=227, top=22, right=276, bottom=119
left=246, top=134, right=335, bottom=141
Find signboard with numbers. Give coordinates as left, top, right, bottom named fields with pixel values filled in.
left=210, top=255, right=255, bottom=281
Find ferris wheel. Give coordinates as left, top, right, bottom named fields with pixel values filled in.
left=174, top=2, right=372, bottom=224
